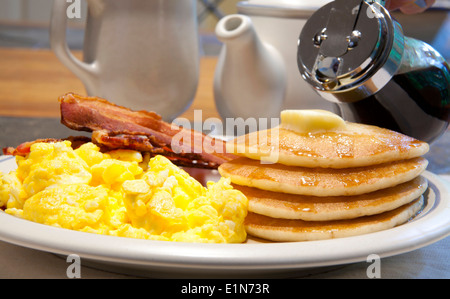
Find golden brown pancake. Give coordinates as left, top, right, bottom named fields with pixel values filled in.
left=244, top=197, right=424, bottom=242
left=226, top=122, right=429, bottom=168
left=218, top=157, right=428, bottom=196
left=233, top=176, right=427, bottom=221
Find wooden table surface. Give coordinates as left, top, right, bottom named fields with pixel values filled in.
left=0, top=47, right=220, bottom=120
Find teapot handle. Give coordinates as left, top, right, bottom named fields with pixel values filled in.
left=50, top=0, right=97, bottom=84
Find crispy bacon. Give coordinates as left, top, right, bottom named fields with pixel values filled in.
left=58, top=93, right=236, bottom=168
left=3, top=93, right=236, bottom=169
left=92, top=130, right=161, bottom=152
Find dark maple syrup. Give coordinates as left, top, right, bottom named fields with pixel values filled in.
left=336, top=64, right=450, bottom=142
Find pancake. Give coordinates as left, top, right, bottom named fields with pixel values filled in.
left=244, top=196, right=424, bottom=242
left=226, top=122, right=429, bottom=168
left=233, top=176, right=427, bottom=221
left=218, top=156, right=428, bottom=197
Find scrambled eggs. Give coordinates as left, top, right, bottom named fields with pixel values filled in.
left=0, top=141, right=248, bottom=243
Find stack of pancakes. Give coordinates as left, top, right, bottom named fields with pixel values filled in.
left=218, top=119, right=430, bottom=242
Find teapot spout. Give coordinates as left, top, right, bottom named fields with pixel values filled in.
left=214, top=14, right=286, bottom=123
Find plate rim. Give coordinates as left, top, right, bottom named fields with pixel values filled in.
left=0, top=156, right=449, bottom=272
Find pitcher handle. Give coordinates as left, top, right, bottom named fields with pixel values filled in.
left=50, top=0, right=97, bottom=84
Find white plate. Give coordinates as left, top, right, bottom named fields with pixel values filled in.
left=0, top=155, right=449, bottom=278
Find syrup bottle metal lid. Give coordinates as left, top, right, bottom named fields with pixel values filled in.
left=297, top=0, right=404, bottom=103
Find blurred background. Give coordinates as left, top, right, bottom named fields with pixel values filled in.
left=0, top=0, right=448, bottom=58
left=0, top=0, right=241, bottom=55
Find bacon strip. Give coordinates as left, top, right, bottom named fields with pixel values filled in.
left=59, top=93, right=236, bottom=168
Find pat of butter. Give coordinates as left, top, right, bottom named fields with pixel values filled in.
left=280, top=109, right=346, bottom=133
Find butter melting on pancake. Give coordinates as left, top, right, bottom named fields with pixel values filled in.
left=226, top=110, right=429, bottom=168
left=233, top=176, right=427, bottom=221
left=244, top=197, right=424, bottom=242
left=218, top=157, right=428, bottom=197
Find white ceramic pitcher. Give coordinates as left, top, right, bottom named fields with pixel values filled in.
left=214, top=0, right=337, bottom=121
left=50, top=0, right=200, bottom=121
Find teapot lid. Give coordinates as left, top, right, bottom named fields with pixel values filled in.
left=297, top=0, right=405, bottom=103
left=237, top=0, right=333, bottom=18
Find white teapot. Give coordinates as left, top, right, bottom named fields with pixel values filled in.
left=50, top=0, right=199, bottom=122
left=214, top=0, right=336, bottom=120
